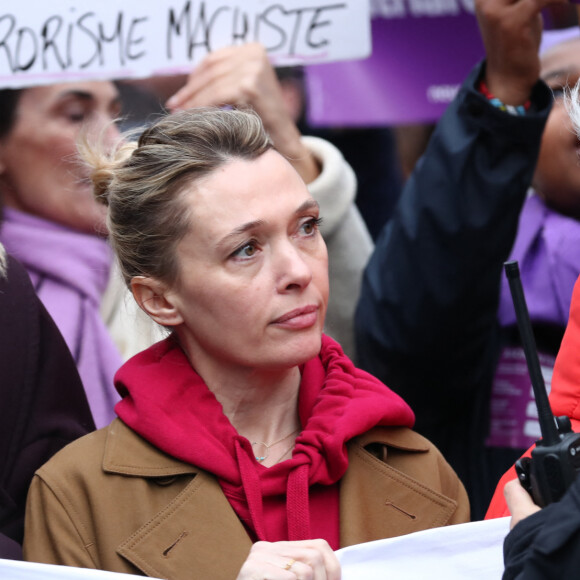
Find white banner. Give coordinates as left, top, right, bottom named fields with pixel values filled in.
left=1, top=517, right=510, bottom=579
left=0, top=0, right=371, bottom=88
left=337, top=517, right=510, bottom=579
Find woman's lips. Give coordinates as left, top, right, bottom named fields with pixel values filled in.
left=272, top=305, right=319, bottom=329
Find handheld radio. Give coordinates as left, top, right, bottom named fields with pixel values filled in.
left=504, top=260, right=580, bottom=506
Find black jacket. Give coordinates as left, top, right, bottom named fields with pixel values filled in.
left=355, top=62, right=553, bottom=519
left=0, top=253, right=95, bottom=554
left=503, top=475, right=580, bottom=579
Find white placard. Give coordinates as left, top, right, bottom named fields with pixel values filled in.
left=338, top=517, right=510, bottom=580
left=0, top=0, right=371, bottom=88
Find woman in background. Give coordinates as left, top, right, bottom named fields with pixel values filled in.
left=0, top=83, right=124, bottom=428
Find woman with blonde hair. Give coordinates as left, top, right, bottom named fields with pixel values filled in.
left=24, top=107, right=468, bottom=579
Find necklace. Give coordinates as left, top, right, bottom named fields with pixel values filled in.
left=251, top=428, right=300, bottom=463
left=271, top=441, right=295, bottom=464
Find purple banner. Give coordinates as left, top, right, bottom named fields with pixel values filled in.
left=305, top=13, right=485, bottom=126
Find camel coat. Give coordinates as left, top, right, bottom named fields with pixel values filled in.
left=24, top=419, right=469, bottom=579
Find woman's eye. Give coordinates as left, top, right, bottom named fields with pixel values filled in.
left=232, top=241, right=258, bottom=259
left=66, top=111, right=87, bottom=123
left=300, top=217, right=322, bottom=236
left=62, top=105, right=90, bottom=123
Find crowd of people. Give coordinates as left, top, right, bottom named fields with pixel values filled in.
left=2, top=0, right=580, bottom=577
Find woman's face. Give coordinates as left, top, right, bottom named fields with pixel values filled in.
left=533, top=38, right=580, bottom=218
left=0, top=81, right=121, bottom=234
left=165, top=149, right=329, bottom=375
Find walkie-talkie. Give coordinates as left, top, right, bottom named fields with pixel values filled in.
left=504, top=260, right=580, bottom=506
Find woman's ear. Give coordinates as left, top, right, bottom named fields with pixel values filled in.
left=131, top=276, right=184, bottom=327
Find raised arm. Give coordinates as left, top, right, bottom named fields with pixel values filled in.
left=355, top=0, right=558, bottom=511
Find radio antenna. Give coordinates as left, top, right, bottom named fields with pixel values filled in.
left=504, top=260, right=560, bottom=446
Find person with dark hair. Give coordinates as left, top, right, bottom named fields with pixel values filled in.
left=23, top=107, right=468, bottom=579
left=355, top=0, right=576, bottom=519
left=0, top=243, right=95, bottom=559
left=0, top=81, right=125, bottom=428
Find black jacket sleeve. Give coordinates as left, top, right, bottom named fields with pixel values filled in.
left=503, top=476, right=580, bottom=579
left=0, top=254, right=95, bottom=550
left=355, top=62, right=552, bottom=514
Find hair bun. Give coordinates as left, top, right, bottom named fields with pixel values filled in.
left=78, top=135, right=137, bottom=207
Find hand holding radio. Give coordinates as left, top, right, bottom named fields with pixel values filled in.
left=504, top=478, right=541, bottom=529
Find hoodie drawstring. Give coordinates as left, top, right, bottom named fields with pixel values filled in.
left=235, top=439, right=267, bottom=541
left=287, top=463, right=311, bottom=540
left=235, top=440, right=313, bottom=542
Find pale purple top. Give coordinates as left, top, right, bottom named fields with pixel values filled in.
left=498, top=193, right=580, bottom=328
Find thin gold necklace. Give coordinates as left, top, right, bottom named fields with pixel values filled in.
left=271, top=441, right=296, bottom=464
left=251, top=428, right=300, bottom=463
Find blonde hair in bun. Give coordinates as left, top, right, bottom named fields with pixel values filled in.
left=78, top=107, right=272, bottom=289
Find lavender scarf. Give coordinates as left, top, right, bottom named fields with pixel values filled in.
left=0, top=208, right=122, bottom=428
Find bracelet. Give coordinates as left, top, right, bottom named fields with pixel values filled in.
left=478, top=79, right=531, bottom=116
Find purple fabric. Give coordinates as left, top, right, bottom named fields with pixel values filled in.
left=305, top=16, right=485, bottom=126
left=0, top=209, right=122, bottom=428
left=0, top=533, right=22, bottom=560
left=540, top=27, right=580, bottom=56
left=498, top=194, right=580, bottom=328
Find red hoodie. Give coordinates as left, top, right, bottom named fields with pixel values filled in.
left=114, top=334, right=415, bottom=548
left=486, top=275, right=580, bottom=519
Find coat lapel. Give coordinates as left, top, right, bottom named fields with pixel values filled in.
left=103, top=420, right=252, bottom=579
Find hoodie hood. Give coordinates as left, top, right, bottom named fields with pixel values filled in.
left=114, top=334, right=414, bottom=543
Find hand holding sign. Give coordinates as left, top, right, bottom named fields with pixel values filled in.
left=167, top=43, right=320, bottom=184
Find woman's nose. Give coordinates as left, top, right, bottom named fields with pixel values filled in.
left=87, top=113, right=121, bottom=151
left=275, top=241, right=313, bottom=292
left=102, top=118, right=121, bottom=149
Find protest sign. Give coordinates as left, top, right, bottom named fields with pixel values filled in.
left=305, top=0, right=486, bottom=126
left=0, top=0, right=370, bottom=88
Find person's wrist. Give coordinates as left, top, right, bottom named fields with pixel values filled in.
left=483, top=66, right=537, bottom=107
left=479, top=78, right=531, bottom=115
